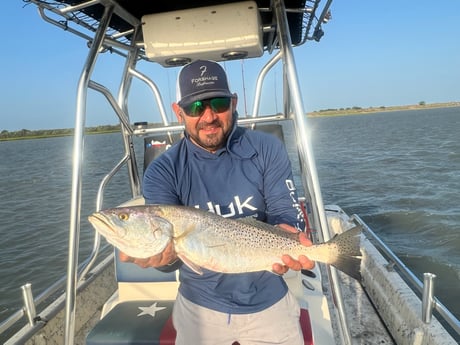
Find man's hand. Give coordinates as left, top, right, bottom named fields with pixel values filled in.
left=272, top=224, right=315, bottom=275
left=119, top=240, right=177, bottom=268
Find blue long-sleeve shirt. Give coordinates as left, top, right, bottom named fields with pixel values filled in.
left=143, top=125, right=304, bottom=314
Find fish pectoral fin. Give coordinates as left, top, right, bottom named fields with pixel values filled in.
left=174, top=224, right=197, bottom=240
left=177, top=254, right=203, bottom=275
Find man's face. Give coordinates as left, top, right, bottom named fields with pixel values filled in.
left=173, top=95, right=237, bottom=153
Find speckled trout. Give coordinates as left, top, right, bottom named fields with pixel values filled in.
left=88, top=204, right=362, bottom=279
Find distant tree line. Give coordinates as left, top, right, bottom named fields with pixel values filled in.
left=313, top=101, right=429, bottom=114
left=316, top=106, right=390, bottom=113
left=0, top=124, right=121, bottom=141
left=309, top=101, right=435, bottom=116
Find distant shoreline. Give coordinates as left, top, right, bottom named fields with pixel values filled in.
left=0, top=127, right=119, bottom=142
left=1, top=102, right=459, bottom=141
left=307, top=101, right=460, bottom=117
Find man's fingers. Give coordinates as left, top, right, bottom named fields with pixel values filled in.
left=281, top=254, right=315, bottom=271
left=276, top=223, right=298, bottom=233
left=118, top=240, right=177, bottom=268
left=272, top=262, right=289, bottom=275
left=298, top=232, right=312, bottom=246
left=281, top=254, right=302, bottom=271
left=298, top=255, right=315, bottom=270
left=119, top=251, right=133, bottom=262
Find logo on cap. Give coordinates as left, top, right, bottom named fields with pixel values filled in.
left=177, top=60, right=232, bottom=107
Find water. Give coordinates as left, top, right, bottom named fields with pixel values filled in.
left=1, top=107, right=459, bottom=327
left=0, top=134, right=135, bottom=321
left=309, top=107, right=460, bottom=318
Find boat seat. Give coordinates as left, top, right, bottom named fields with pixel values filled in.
left=115, top=249, right=180, bottom=302
left=143, top=133, right=182, bottom=173
left=86, top=255, right=314, bottom=345
left=87, top=303, right=312, bottom=345
left=86, top=300, right=176, bottom=345
left=86, top=251, right=179, bottom=345
left=252, top=122, right=285, bottom=142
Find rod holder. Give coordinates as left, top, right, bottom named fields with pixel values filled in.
left=422, top=272, right=436, bottom=323
left=21, top=283, right=37, bottom=326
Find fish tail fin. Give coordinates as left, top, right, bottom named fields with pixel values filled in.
left=328, top=225, right=363, bottom=280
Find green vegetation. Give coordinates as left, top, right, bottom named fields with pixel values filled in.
left=308, top=101, right=460, bottom=117
left=0, top=125, right=121, bottom=141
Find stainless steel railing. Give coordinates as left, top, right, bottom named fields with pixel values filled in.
left=353, top=214, right=460, bottom=337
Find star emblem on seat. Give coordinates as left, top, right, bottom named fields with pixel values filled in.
left=137, top=302, right=167, bottom=318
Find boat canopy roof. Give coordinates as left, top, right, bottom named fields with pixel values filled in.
left=41, top=0, right=330, bottom=62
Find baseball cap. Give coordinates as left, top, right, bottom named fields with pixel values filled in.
left=176, top=60, right=233, bottom=107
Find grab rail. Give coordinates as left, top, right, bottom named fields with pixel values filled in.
left=37, top=4, right=132, bottom=58
left=64, top=5, right=115, bottom=345
left=273, top=1, right=353, bottom=345
left=0, top=246, right=112, bottom=341
left=352, top=214, right=460, bottom=337
left=77, top=154, right=131, bottom=282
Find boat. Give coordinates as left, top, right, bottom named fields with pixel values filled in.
left=2, top=0, right=459, bottom=344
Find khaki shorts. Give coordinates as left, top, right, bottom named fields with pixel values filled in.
left=173, top=291, right=304, bottom=345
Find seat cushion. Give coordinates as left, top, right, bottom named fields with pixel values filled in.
left=86, top=300, right=176, bottom=345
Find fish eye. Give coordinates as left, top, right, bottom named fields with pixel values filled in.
left=118, top=213, right=129, bottom=221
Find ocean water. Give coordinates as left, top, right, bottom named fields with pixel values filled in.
left=308, top=107, right=460, bottom=319
left=0, top=107, right=459, bottom=329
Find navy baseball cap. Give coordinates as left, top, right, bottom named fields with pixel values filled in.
left=176, top=60, right=233, bottom=107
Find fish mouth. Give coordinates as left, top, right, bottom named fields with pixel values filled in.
left=88, top=213, right=115, bottom=234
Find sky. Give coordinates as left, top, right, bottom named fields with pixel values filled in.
left=1, top=1, right=459, bottom=131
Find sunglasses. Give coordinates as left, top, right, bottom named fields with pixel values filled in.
left=182, top=97, right=232, bottom=117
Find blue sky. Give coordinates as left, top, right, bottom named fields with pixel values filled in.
left=1, top=1, right=459, bottom=131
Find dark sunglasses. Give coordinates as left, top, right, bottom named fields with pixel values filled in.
left=182, top=97, right=232, bottom=117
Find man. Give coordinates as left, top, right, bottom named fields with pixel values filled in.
left=121, top=59, right=314, bottom=345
